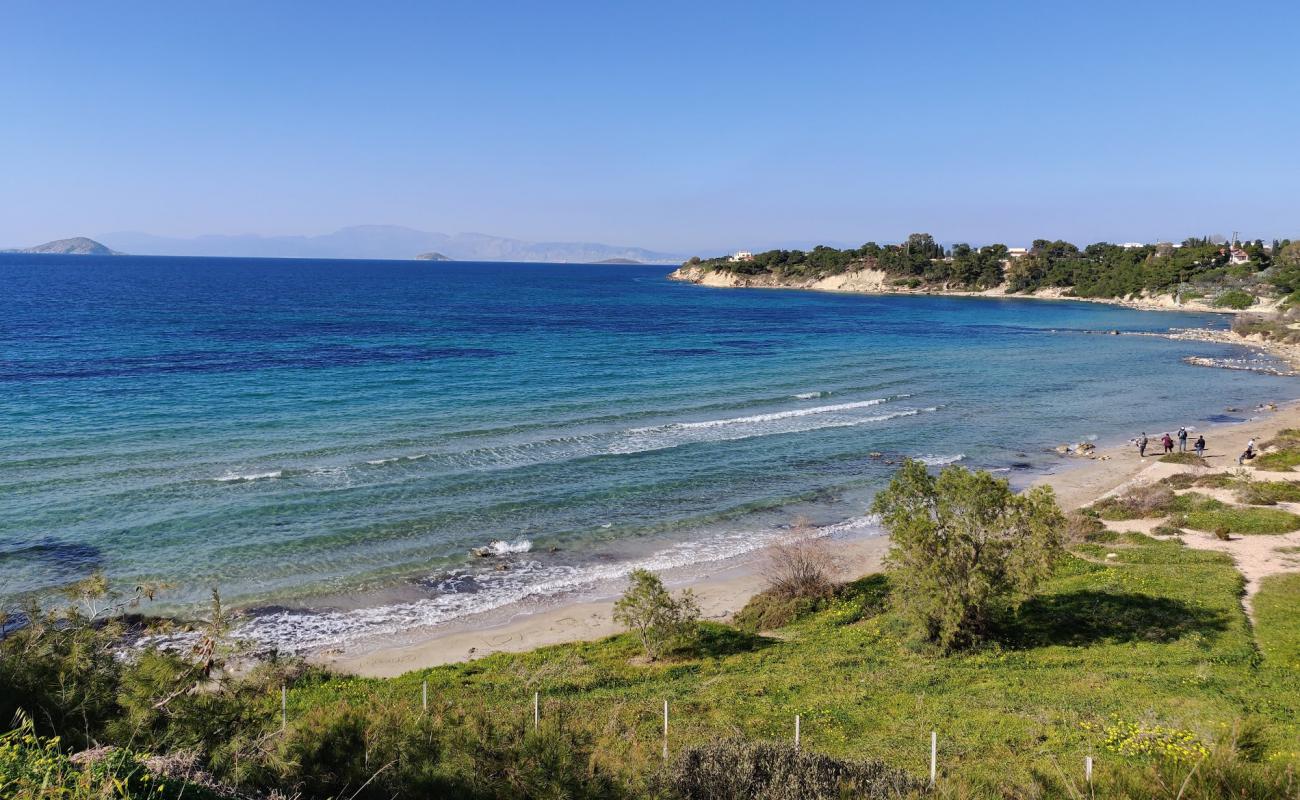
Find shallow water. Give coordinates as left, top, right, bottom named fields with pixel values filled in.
left=2, top=255, right=1294, bottom=649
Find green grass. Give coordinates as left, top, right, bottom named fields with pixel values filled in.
left=1254, top=573, right=1300, bottom=671
left=1181, top=500, right=1300, bottom=535
left=1252, top=450, right=1300, bottom=471
left=1236, top=481, right=1300, bottom=506
left=283, top=535, right=1300, bottom=792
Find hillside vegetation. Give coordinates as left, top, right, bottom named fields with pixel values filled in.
left=685, top=235, right=1300, bottom=303
left=4, top=464, right=1300, bottom=799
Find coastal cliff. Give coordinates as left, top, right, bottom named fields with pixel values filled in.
left=668, top=263, right=1278, bottom=316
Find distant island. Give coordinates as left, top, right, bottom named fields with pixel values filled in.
left=415, top=251, right=452, bottom=261
left=96, top=225, right=683, bottom=263
left=3, top=236, right=121, bottom=255
left=592, top=257, right=641, bottom=264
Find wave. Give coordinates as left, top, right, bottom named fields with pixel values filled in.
left=214, top=470, right=283, bottom=483
left=915, top=453, right=964, bottom=466
left=792, top=391, right=826, bottom=400
left=234, top=514, right=887, bottom=653
left=474, top=538, right=533, bottom=556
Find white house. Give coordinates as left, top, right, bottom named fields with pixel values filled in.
left=1229, top=246, right=1250, bottom=265
left=729, top=250, right=754, bottom=263
left=1005, top=247, right=1029, bottom=259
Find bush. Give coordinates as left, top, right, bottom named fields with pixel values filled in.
left=1065, top=510, right=1106, bottom=542
left=668, top=739, right=919, bottom=800
left=1158, top=452, right=1207, bottom=466
left=613, top=569, right=700, bottom=660
left=762, top=518, right=837, bottom=599
left=1213, top=289, right=1256, bottom=309
left=1252, top=449, right=1300, bottom=471
left=733, top=590, right=821, bottom=632
left=871, top=461, right=1065, bottom=650
left=1092, top=484, right=1177, bottom=520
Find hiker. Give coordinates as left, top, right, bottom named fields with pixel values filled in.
left=1162, top=433, right=1174, bottom=454
left=1138, top=432, right=1148, bottom=457
left=1194, top=435, right=1205, bottom=457
left=1177, top=427, right=1188, bottom=453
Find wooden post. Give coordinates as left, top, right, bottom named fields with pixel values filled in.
left=794, top=714, right=801, bottom=750
left=533, top=691, right=539, bottom=732
left=1085, top=755, right=1093, bottom=788
left=662, top=700, right=669, bottom=761
left=422, top=680, right=428, bottom=712
left=929, top=731, right=937, bottom=787
left=280, top=684, right=287, bottom=733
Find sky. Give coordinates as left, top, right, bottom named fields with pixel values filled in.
left=1, top=0, right=1297, bottom=253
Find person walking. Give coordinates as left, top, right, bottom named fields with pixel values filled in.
left=1138, top=432, right=1148, bottom=458
left=1162, top=433, right=1174, bottom=454
left=1194, top=435, right=1205, bottom=458
left=1178, top=427, right=1188, bottom=453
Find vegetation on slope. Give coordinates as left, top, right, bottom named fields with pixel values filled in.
left=685, top=234, right=1300, bottom=302
left=4, top=463, right=1300, bottom=798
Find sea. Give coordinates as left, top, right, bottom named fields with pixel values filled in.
left=2, top=254, right=1294, bottom=652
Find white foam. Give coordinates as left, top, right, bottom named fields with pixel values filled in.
left=792, top=391, right=825, bottom=400
left=666, top=398, right=889, bottom=429
left=235, top=514, right=887, bottom=653
left=916, top=453, right=965, bottom=466
left=215, top=470, right=282, bottom=483
left=486, top=538, right=532, bottom=555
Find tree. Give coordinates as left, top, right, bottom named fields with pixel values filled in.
left=871, top=460, right=1065, bottom=651
left=613, top=569, right=700, bottom=660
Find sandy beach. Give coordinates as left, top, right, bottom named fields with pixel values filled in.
left=323, top=399, right=1300, bottom=678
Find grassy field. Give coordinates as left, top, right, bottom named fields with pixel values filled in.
left=285, top=532, right=1300, bottom=794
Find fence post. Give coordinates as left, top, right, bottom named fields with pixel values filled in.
left=422, top=680, right=428, bottom=712
left=280, top=684, right=287, bottom=733
left=662, top=700, right=669, bottom=761
left=534, top=691, right=539, bottom=732
left=1085, top=755, right=1093, bottom=789
left=929, top=731, right=936, bottom=787
left=794, top=714, right=801, bottom=750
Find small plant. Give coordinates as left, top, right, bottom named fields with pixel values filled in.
left=668, top=739, right=919, bottom=800
left=613, top=569, right=700, bottom=660
left=761, top=518, right=837, bottom=602
left=1214, top=526, right=1231, bottom=541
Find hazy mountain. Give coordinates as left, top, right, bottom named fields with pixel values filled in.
left=4, top=236, right=121, bottom=255
left=99, top=225, right=682, bottom=263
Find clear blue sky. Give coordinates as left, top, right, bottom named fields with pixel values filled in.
left=2, top=0, right=1296, bottom=253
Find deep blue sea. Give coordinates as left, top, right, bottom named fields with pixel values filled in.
left=2, top=254, right=1295, bottom=650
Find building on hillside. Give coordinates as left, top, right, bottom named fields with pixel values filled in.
left=728, top=250, right=754, bottom=263
left=1005, top=247, right=1029, bottom=259
left=1228, top=246, right=1250, bottom=265
left=1118, top=242, right=1145, bottom=249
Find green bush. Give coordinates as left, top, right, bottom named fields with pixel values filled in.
left=1252, top=449, right=1300, bottom=471
left=872, top=461, right=1065, bottom=650
left=1158, top=452, right=1207, bottom=466
left=733, top=590, right=822, bottom=632
left=613, top=569, right=700, bottom=660
left=668, top=739, right=919, bottom=800
left=1213, top=289, right=1256, bottom=309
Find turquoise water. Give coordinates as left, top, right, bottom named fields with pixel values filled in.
left=2, top=255, right=1294, bottom=649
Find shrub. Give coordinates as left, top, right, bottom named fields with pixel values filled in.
left=668, top=739, right=919, bottom=800
left=761, top=518, right=837, bottom=602
left=871, top=461, right=1065, bottom=650
left=733, top=590, right=821, bottom=632
left=1092, top=484, right=1176, bottom=520
left=1213, top=289, right=1255, bottom=309
left=1158, top=452, right=1207, bottom=466
left=613, top=569, right=700, bottom=660
left=1065, top=510, right=1106, bottom=542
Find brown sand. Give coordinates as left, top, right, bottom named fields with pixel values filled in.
left=324, top=401, right=1300, bottom=678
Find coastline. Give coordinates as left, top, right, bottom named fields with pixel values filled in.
left=323, top=400, right=1300, bottom=678
left=667, top=264, right=1281, bottom=316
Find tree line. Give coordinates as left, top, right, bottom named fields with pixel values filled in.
left=687, top=235, right=1300, bottom=301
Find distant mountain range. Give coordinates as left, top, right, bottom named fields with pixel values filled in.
left=94, top=225, right=683, bottom=263
left=3, top=236, right=121, bottom=255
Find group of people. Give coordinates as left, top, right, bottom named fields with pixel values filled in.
left=1134, top=429, right=1258, bottom=465
left=1135, top=427, right=1205, bottom=458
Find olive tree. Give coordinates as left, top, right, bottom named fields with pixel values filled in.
left=613, top=569, right=700, bottom=660
left=871, top=460, right=1065, bottom=650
